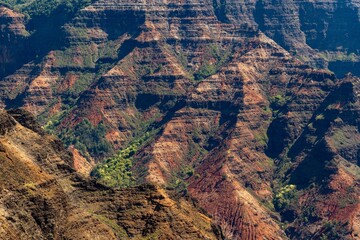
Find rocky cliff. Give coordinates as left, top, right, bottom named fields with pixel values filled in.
left=0, top=6, right=29, bottom=79
left=0, top=109, right=219, bottom=239
left=0, top=0, right=359, bottom=239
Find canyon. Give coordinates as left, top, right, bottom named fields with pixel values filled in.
left=0, top=0, right=359, bottom=239
left=0, top=109, right=220, bottom=239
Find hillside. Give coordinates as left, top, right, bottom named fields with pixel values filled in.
left=0, top=0, right=359, bottom=239
left=0, top=109, right=220, bottom=239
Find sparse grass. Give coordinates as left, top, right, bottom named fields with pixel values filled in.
left=194, top=44, right=231, bottom=80
left=254, top=132, right=268, bottom=147
left=339, top=195, right=358, bottom=209
left=315, top=114, right=325, bottom=121
left=93, top=214, right=128, bottom=238
left=1, top=0, right=92, bottom=18
left=331, top=128, right=356, bottom=148
left=269, top=94, right=290, bottom=109
left=53, top=45, right=97, bottom=69
left=143, top=230, right=161, bottom=240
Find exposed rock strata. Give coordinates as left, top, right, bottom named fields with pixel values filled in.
left=0, top=110, right=218, bottom=239
left=0, top=0, right=359, bottom=239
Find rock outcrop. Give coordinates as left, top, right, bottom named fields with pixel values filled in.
left=0, top=6, right=29, bottom=79
left=0, top=110, right=219, bottom=239
left=0, top=0, right=359, bottom=239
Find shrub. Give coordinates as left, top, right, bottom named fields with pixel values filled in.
left=315, top=114, right=325, bottom=121
left=92, top=149, right=134, bottom=188
left=22, top=0, right=92, bottom=18
left=273, top=184, right=297, bottom=210
left=193, top=44, right=231, bottom=80
left=59, top=119, right=113, bottom=158
left=270, top=94, right=289, bottom=109
left=194, top=63, right=216, bottom=80
left=320, top=221, right=350, bottom=240
left=92, top=130, right=156, bottom=188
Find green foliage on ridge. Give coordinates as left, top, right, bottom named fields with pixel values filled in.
left=92, top=130, right=159, bottom=188
left=269, top=94, right=290, bottom=110
left=319, top=221, right=351, bottom=240
left=92, top=145, right=135, bottom=188
left=273, top=184, right=297, bottom=210
left=194, top=44, right=231, bottom=80
left=194, top=63, right=217, bottom=80
left=0, top=0, right=92, bottom=19
left=53, top=46, right=97, bottom=69
left=59, top=118, right=113, bottom=159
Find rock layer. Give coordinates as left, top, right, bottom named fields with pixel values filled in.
left=0, top=110, right=218, bottom=239
left=0, top=0, right=359, bottom=239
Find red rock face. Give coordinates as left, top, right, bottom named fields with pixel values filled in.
left=0, top=1, right=359, bottom=239
left=69, top=145, right=94, bottom=175
left=0, top=7, right=29, bottom=79
left=0, top=110, right=219, bottom=239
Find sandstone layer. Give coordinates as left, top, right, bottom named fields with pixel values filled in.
left=0, top=110, right=219, bottom=239
left=0, top=0, right=359, bottom=239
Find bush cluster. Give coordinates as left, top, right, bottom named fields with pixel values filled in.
left=60, top=119, right=112, bottom=158
left=273, top=184, right=297, bottom=210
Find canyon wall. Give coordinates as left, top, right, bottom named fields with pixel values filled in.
left=0, top=0, right=359, bottom=239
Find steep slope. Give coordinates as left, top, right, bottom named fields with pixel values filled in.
left=0, top=109, right=219, bottom=239
left=280, top=76, right=360, bottom=239
left=226, top=0, right=360, bottom=72
left=0, top=6, right=29, bottom=80
left=0, top=0, right=359, bottom=239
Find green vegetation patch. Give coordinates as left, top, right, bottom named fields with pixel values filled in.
left=92, top=142, right=136, bottom=188
left=319, top=221, right=351, bottom=240
left=65, top=72, right=95, bottom=95
left=59, top=118, right=113, bottom=159
left=92, top=130, right=159, bottom=188
left=273, top=184, right=297, bottom=210
left=194, top=44, right=231, bottom=80
left=319, top=51, right=359, bottom=62
left=167, top=165, right=193, bottom=196
left=53, top=45, right=97, bottom=69
left=194, top=63, right=217, bottom=80
left=1, top=0, right=92, bottom=18
left=269, top=94, right=290, bottom=110
left=64, top=26, right=89, bottom=41
left=98, top=40, right=122, bottom=60
left=331, top=126, right=359, bottom=149
left=254, top=131, right=269, bottom=147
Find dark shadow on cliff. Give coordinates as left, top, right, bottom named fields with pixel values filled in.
left=212, top=0, right=230, bottom=23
